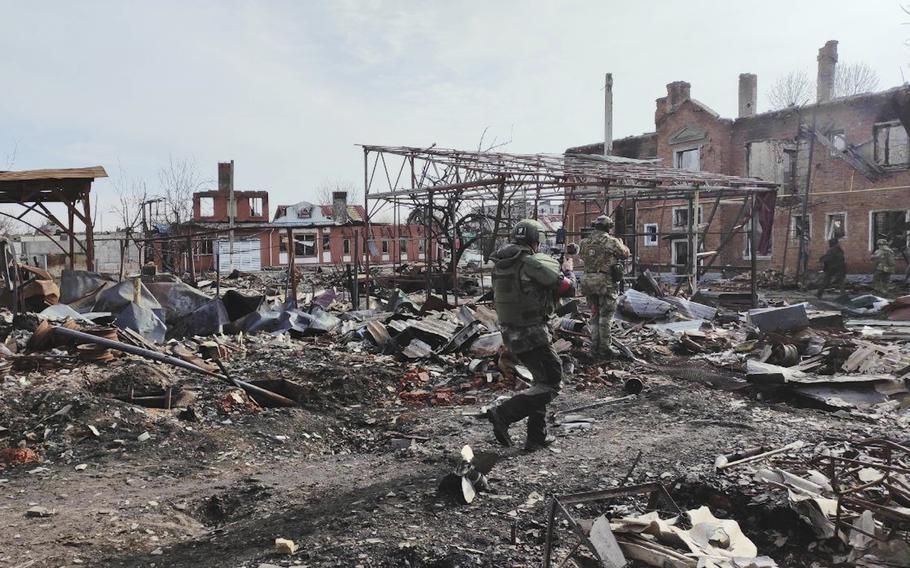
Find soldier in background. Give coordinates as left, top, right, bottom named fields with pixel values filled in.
left=579, top=215, right=630, bottom=359
left=871, top=238, right=896, bottom=294
left=816, top=237, right=847, bottom=299
left=486, top=220, right=574, bottom=451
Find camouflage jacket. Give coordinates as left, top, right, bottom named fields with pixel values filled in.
left=873, top=245, right=896, bottom=273
left=579, top=230, right=630, bottom=296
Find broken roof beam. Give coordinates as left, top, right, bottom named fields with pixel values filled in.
left=367, top=177, right=506, bottom=199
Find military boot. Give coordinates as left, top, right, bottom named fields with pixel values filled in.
left=486, top=408, right=512, bottom=447
left=524, top=435, right=556, bottom=452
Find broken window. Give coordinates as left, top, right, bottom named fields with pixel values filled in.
left=830, top=131, right=846, bottom=155
left=825, top=213, right=847, bottom=240
left=294, top=234, right=316, bottom=257
left=297, top=206, right=312, bottom=219
left=199, top=239, right=214, bottom=255
left=381, top=240, right=389, bottom=254
left=672, top=206, right=702, bottom=229
left=343, top=239, right=351, bottom=255
left=874, top=122, right=910, bottom=167
left=790, top=215, right=811, bottom=241
left=675, top=148, right=700, bottom=171
left=871, top=210, right=909, bottom=250
left=418, top=239, right=426, bottom=254
left=322, top=233, right=331, bottom=254
left=743, top=219, right=773, bottom=259
left=199, top=197, right=214, bottom=217
left=399, top=238, right=408, bottom=259
left=643, top=223, right=659, bottom=246
left=783, top=149, right=798, bottom=194
left=249, top=197, right=263, bottom=218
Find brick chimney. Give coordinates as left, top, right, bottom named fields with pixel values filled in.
left=218, top=161, right=233, bottom=193
left=667, top=81, right=691, bottom=111
left=816, top=40, right=838, bottom=103
left=738, top=73, right=757, bottom=117
left=332, top=191, right=349, bottom=224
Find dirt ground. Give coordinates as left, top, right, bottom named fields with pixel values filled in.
left=1, top=329, right=902, bottom=568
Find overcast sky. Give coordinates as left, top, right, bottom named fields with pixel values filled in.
left=2, top=1, right=908, bottom=230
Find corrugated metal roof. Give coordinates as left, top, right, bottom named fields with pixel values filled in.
left=0, top=166, right=107, bottom=182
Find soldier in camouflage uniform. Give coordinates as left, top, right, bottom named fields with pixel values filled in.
left=486, top=219, right=574, bottom=451
left=872, top=238, right=896, bottom=294
left=579, top=215, right=630, bottom=358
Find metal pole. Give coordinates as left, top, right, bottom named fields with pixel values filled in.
left=215, top=238, right=221, bottom=299
left=67, top=201, right=75, bottom=270
left=425, top=190, right=433, bottom=296
left=228, top=159, right=235, bottom=272
left=796, top=114, right=817, bottom=288
left=352, top=231, right=360, bottom=308
left=363, top=148, right=371, bottom=309
left=187, top=236, right=196, bottom=282
left=286, top=227, right=296, bottom=307
left=750, top=192, right=758, bottom=308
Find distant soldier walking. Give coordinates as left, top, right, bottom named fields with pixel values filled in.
left=872, top=238, right=896, bottom=294
left=816, top=237, right=846, bottom=299
left=486, top=220, right=573, bottom=451
left=579, top=215, right=630, bottom=359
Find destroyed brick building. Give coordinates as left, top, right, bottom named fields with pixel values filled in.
left=566, top=40, right=910, bottom=278
left=187, top=162, right=436, bottom=273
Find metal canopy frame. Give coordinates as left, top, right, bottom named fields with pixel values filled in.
left=0, top=167, right=107, bottom=271
left=359, top=145, right=778, bottom=307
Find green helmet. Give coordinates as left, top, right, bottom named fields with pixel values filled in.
left=592, top=215, right=614, bottom=231
left=877, top=238, right=889, bottom=247
left=511, top=219, right=545, bottom=246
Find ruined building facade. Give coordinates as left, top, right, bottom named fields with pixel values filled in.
left=566, top=40, right=910, bottom=276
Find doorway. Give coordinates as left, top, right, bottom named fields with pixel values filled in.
left=671, top=239, right=689, bottom=276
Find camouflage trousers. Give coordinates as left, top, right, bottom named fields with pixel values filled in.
left=495, top=343, right=563, bottom=445
left=586, top=293, right=617, bottom=356
left=873, top=270, right=892, bottom=294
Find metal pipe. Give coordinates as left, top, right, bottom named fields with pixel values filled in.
left=52, top=326, right=224, bottom=378
left=52, top=326, right=297, bottom=407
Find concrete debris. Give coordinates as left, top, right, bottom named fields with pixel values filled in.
left=0, top=259, right=908, bottom=567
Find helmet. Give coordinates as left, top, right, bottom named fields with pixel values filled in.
left=565, top=242, right=579, bottom=255
left=592, top=215, right=614, bottom=231
left=877, top=238, right=889, bottom=246
left=510, top=219, right=545, bottom=246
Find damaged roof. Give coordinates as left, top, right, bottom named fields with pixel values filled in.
left=0, top=166, right=108, bottom=182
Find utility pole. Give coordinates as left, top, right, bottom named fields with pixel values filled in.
left=604, top=73, right=613, bottom=157
left=228, top=159, right=235, bottom=273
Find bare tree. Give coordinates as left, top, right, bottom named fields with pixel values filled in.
left=314, top=179, right=359, bottom=206
left=767, top=62, right=881, bottom=110
left=0, top=214, right=21, bottom=236
left=109, top=163, right=149, bottom=232
left=833, top=62, right=880, bottom=97
left=158, top=156, right=209, bottom=225
left=766, top=70, right=814, bottom=110
left=2, top=140, right=18, bottom=170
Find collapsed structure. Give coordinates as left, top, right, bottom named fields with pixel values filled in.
left=568, top=40, right=910, bottom=282
left=1, top=41, right=910, bottom=568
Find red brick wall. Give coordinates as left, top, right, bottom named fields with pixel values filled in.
left=193, top=191, right=270, bottom=223
left=566, top=87, right=910, bottom=276
left=263, top=224, right=435, bottom=268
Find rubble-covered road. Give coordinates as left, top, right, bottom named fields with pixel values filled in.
left=2, top=347, right=904, bottom=567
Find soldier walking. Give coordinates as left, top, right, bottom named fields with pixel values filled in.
left=871, top=238, right=896, bottom=294
left=816, top=237, right=846, bottom=299
left=579, top=215, right=630, bottom=359
left=486, top=220, right=573, bottom=451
